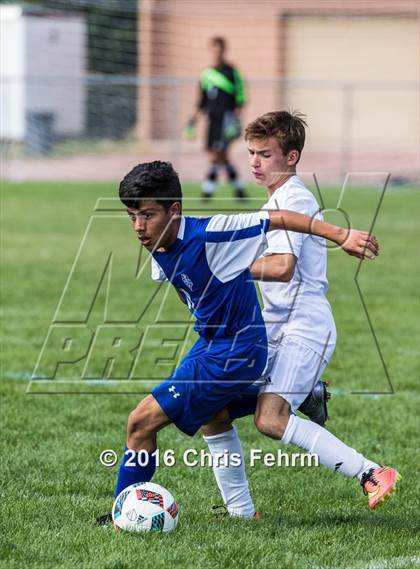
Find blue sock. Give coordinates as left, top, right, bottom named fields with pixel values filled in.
left=115, top=447, right=157, bottom=497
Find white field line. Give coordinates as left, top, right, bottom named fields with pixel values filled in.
left=313, top=555, right=420, bottom=569
left=350, top=555, right=420, bottom=569
left=2, top=371, right=420, bottom=399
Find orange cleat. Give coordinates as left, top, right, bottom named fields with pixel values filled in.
left=361, top=466, right=401, bottom=509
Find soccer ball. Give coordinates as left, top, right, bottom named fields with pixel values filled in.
left=112, top=482, right=179, bottom=533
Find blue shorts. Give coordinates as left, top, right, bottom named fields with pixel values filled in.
left=152, top=331, right=267, bottom=436
left=227, top=385, right=259, bottom=421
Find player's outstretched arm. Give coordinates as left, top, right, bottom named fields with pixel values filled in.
left=268, top=210, right=379, bottom=260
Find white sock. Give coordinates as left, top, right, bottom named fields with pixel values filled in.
left=283, top=415, right=379, bottom=480
left=203, top=427, right=255, bottom=518
left=202, top=180, right=217, bottom=195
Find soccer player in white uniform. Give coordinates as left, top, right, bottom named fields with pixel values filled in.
left=202, top=111, right=399, bottom=518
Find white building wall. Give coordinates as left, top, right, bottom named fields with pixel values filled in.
left=0, top=5, right=25, bottom=139
left=0, top=6, right=87, bottom=141
left=25, top=14, right=87, bottom=136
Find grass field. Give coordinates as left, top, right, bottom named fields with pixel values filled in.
left=1, top=180, right=419, bottom=569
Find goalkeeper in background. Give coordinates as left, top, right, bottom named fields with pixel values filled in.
left=187, top=36, right=247, bottom=200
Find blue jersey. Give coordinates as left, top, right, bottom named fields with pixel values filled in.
left=151, top=212, right=270, bottom=341
left=150, top=211, right=271, bottom=435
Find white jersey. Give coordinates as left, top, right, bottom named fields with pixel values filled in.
left=259, top=175, right=336, bottom=360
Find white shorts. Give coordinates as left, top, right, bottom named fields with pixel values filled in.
left=257, top=336, right=330, bottom=412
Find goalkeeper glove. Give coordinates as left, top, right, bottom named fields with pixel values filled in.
left=184, top=119, right=196, bottom=141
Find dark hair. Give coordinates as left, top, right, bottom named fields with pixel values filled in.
left=210, top=36, right=226, bottom=51
left=245, top=111, right=307, bottom=159
left=119, top=161, right=182, bottom=210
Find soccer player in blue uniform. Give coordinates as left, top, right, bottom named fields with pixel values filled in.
left=96, top=160, right=377, bottom=524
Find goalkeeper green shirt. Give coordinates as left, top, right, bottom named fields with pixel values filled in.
left=198, top=63, right=246, bottom=115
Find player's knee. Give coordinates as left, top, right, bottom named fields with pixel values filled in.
left=254, top=414, right=280, bottom=440
left=208, top=152, right=218, bottom=164
left=127, top=408, right=146, bottom=438
left=254, top=413, right=289, bottom=440
left=127, top=398, right=155, bottom=438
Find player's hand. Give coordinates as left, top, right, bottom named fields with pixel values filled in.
left=184, top=119, right=196, bottom=140
left=340, top=229, right=379, bottom=260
